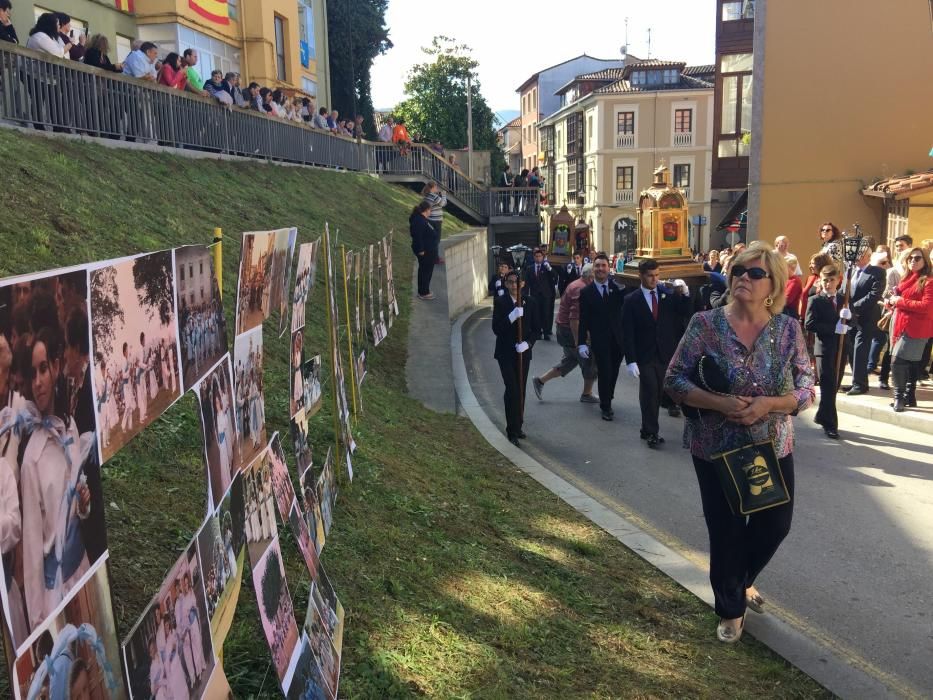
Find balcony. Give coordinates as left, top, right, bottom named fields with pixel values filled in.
left=616, top=132, right=635, bottom=149
left=615, top=189, right=634, bottom=204
left=673, top=131, right=694, bottom=148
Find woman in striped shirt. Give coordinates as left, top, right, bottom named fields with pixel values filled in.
left=421, top=181, right=447, bottom=264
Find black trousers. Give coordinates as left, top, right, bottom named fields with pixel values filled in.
left=415, top=250, right=435, bottom=296
left=498, top=352, right=531, bottom=438
left=847, top=323, right=875, bottom=388
left=815, top=351, right=838, bottom=430
left=593, top=342, right=622, bottom=412
left=638, top=361, right=665, bottom=435
left=692, top=453, right=795, bottom=619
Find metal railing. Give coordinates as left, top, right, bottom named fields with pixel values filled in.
left=0, top=43, right=539, bottom=223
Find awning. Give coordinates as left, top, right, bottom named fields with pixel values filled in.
left=716, top=189, right=748, bottom=232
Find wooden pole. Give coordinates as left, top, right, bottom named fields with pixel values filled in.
left=323, top=226, right=342, bottom=475
left=212, top=227, right=223, bottom=297
left=515, top=275, right=525, bottom=421
left=341, top=245, right=360, bottom=418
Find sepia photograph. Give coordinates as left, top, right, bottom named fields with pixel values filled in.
left=175, top=245, right=228, bottom=391
left=195, top=356, right=242, bottom=510
left=291, top=240, right=318, bottom=334
left=0, top=269, right=109, bottom=653
left=277, top=228, right=298, bottom=337
left=122, top=539, right=215, bottom=700
left=90, top=251, right=182, bottom=462
left=298, top=465, right=326, bottom=556
left=287, top=500, right=320, bottom=578
left=290, top=407, right=313, bottom=475
left=290, top=329, right=305, bottom=417
left=197, top=472, right=246, bottom=650
left=268, top=433, right=296, bottom=520
left=316, top=449, right=337, bottom=537
left=310, top=565, right=345, bottom=658
left=235, top=228, right=294, bottom=336
left=302, top=355, right=323, bottom=419
left=233, top=326, right=267, bottom=468
left=252, top=536, right=300, bottom=687
left=244, top=446, right=277, bottom=564
left=14, top=559, right=125, bottom=700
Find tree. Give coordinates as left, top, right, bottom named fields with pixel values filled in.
left=132, top=251, right=175, bottom=326
left=90, top=266, right=123, bottom=360
left=394, top=37, right=503, bottom=162
left=326, top=0, right=392, bottom=139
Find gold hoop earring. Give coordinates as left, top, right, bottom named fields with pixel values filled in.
left=765, top=296, right=774, bottom=308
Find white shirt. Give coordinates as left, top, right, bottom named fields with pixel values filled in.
left=26, top=32, right=66, bottom=58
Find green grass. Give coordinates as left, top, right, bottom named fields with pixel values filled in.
left=0, top=129, right=828, bottom=698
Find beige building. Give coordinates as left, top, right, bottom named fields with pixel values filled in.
left=538, top=60, right=719, bottom=254
left=747, top=0, right=933, bottom=261
left=497, top=116, right=522, bottom=173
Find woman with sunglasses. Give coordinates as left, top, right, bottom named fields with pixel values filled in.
left=665, top=242, right=815, bottom=644
left=819, top=222, right=843, bottom=263
left=885, top=248, right=933, bottom=411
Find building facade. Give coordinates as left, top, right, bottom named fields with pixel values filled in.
left=497, top=116, right=522, bottom=174
left=746, top=0, right=933, bottom=262
left=134, top=0, right=330, bottom=101
left=11, top=0, right=138, bottom=62
left=538, top=60, right=720, bottom=255
left=516, top=54, right=629, bottom=175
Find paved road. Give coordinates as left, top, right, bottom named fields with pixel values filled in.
left=463, top=307, right=933, bottom=697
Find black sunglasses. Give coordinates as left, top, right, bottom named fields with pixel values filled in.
left=908, top=255, right=925, bottom=261
left=732, top=265, right=770, bottom=280
left=820, top=227, right=833, bottom=233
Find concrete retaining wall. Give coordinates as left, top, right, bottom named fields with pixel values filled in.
left=442, top=227, right=488, bottom=320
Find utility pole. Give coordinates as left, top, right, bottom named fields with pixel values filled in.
left=467, top=73, right=474, bottom=179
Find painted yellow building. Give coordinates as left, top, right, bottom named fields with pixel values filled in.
left=538, top=61, right=722, bottom=255
left=134, top=0, right=330, bottom=100
left=748, top=0, right=933, bottom=261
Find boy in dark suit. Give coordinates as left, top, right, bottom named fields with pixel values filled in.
left=621, top=258, right=692, bottom=447
left=488, top=260, right=512, bottom=297
left=492, top=271, right=540, bottom=445
left=523, top=248, right=557, bottom=340
left=805, top=264, right=852, bottom=439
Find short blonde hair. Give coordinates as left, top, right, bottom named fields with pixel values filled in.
left=727, top=241, right=788, bottom=313
left=785, top=254, right=799, bottom=271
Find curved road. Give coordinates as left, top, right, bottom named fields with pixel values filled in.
left=462, top=306, right=932, bottom=697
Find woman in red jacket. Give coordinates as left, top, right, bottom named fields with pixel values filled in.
left=886, top=247, right=933, bottom=411
left=783, top=254, right=803, bottom=320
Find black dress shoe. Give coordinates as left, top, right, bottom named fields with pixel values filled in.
left=508, top=436, right=521, bottom=446
left=824, top=427, right=839, bottom=439
left=647, top=434, right=664, bottom=448
left=846, top=386, right=868, bottom=396
left=640, top=430, right=649, bottom=440
left=879, top=381, right=891, bottom=390
left=601, top=410, right=613, bottom=421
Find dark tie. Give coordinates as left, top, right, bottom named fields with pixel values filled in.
left=651, top=290, right=658, bottom=320
left=602, top=284, right=608, bottom=299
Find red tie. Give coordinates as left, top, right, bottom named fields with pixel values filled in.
left=651, top=290, right=658, bottom=320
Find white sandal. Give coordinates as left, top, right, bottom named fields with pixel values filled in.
left=717, top=614, right=746, bottom=643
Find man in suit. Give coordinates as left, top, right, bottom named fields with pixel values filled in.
left=492, top=270, right=540, bottom=445
left=558, top=252, right=585, bottom=296
left=805, top=264, right=851, bottom=439
left=524, top=248, right=557, bottom=340
left=846, top=246, right=884, bottom=395
left=578, top=253, right=627, bottom=420
left=621, top=259, right=692, bottom=447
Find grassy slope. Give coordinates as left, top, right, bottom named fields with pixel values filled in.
left=0, top=130, right=827, bottom=699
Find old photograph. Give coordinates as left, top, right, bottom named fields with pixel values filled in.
left=291, top=240, right=318, bottom=334
left=175, top=245, right=228, bottom=391
left=252, top=536, right=300, bottom=688
left=235, top=228, right=294, bottom=336
left=195, top=356, right=242, bottom=510
left=233, top=326, right=266, bottom=468
left=244, top=446, right=277, bottom=564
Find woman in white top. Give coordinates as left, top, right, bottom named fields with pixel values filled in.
left=25, top=13, right=66, bottom=58
left=212, top=385, right=232, bottom=494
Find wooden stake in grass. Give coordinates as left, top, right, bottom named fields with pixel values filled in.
left=341, top=244, right=360, bottom=418
left=323, top=224, right=342, bottom=476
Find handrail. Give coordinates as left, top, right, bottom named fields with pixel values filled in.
left=0, top=42, right=539, bottom=222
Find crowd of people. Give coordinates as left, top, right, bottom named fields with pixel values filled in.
left=491, top=228, right=931, bottom=643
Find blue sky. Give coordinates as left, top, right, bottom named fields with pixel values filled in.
left=371, top=0, right=716, bottom=115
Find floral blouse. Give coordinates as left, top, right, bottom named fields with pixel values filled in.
left=664, top=307, right=815, bottom=459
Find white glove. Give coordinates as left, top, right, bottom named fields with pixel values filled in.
left=839, top=307, right=852, bottom=321
left=543, top=261, right=551, bottom=271
left=673, top=279, right=690, bottom=297
left=578, top=345, right=590, bottom=359
left=515, top=341, right=529, bottom=353
left=508, top=306, right=524, bottom=323
left=835, top=322, right=851, bottom=335
left=627, top=362, right=640, bottom=378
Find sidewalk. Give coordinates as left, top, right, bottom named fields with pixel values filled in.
left=836, top=367, right=933, bottom=434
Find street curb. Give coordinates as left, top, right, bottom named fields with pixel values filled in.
left=836, top=394, right=932, bottom=433
left=451, top=304, right=905, bottom=700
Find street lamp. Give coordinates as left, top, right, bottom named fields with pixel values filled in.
left=507, top=243, right=532, bottom=271
left=490, top=244, right=503, bottom=266
left=842, top=224, right=867, bottom=266
left=834, top=223, right=870, bottom=388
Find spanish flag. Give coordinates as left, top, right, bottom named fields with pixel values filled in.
left=114, top=0, right=134, bottom=12
left=189, top=0, right=229, bottom=25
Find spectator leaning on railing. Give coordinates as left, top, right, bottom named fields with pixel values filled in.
left=54, top=13, right=75, bottom=58
left=182, top=48, right=207, bottom=96
left=157, top=52, right=187, bottom=90
left=123, top=41, right=158, bottom=81
left=0, top=0, right=18, bottom=44
left=204, top=70, right=233, bottom=105
left=312, top=106, right=328, bottom=130
left=221, top=72, right=245, bottom=107
left=83, top=34, right=122, bottom=72
left=26, top=12, right=66, bottom=58
left=246, top=82, right=262, bottom=111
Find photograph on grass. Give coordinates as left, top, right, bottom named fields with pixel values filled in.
left=385, top=234, right=399, bottom=318
left=291, top=240, right=317, bottom=334
left=303, top=587, right=341, bottom=699
left=316, top=449, right=337, bottom=537
left=299, top=465, right=326, bottom=555
left=301, top=355, right=322, bottom=419
left=0, top=268, right=110, bottom=653
left=13, top=558, right=124, bottom=700
left=310, top=565, right=345, bottom=658
left=234, top=228, right=294, bottom=336
left=268, top=432, right=296, bottom=519
left=244, top=445, right=277, bottom=564
left=287, top=500, right=320, bottom=578
left=195, top=355, right=242, bottom=510
left=232, top=326, right=266, bottom=468
left=122, top=538, right=215, bottom=700
left=290, top=407, right=313, bottom=475
left=197, top=472, right=246, bottom=650
left=285, top=633, right=332, bottom=700
left=251, top=536, right=300, bottom=688
left=174, top=245, right=228, bottom=392
left=290, top=329, right=305, bottom=417
left=277, top=228, right=298, bottom=337
left=90, top=251, right=181, bottom=463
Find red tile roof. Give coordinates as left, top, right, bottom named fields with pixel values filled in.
left=864, top=170, right=933, bottom=197
left=592, top=74, right=713, bottom=94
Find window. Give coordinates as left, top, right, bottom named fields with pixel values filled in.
left=718, top=53, right=753, bottom=158
left=616, top=166, right=633, bottom=191
left=302, top=77, right=317, bottom=96
left=722, top=0, right=754, bottom=21
left=586, top=116, right=593, bottom=150
left=673, top=164, right=691, bottom=188
left=274, top=15, right=287, bottom=81
left=631, top=71, right=645, bottom=86
left=721, top=53, right=753, bottom=72
left=298, top=0, right=316, bottom=66
left=178, top=26, right=241, bottom=81
left=115, top=34, right=133, bottom=62
left=675, top=109, right=693, bottom=133
left=663, top=69, right=679, bottom=84
left=617, top=111, right=634, bottom=134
